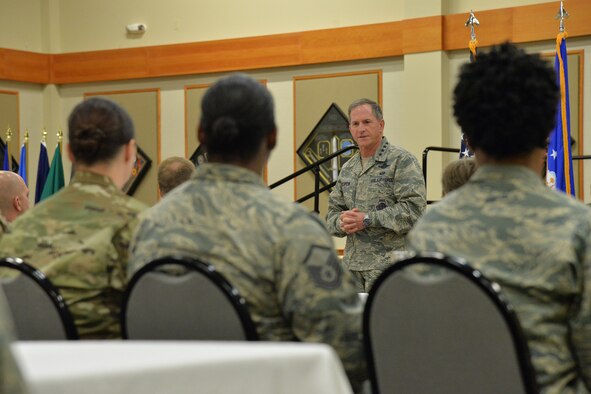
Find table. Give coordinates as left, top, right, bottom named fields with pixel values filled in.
left=13, top=341, right=353, bottom=394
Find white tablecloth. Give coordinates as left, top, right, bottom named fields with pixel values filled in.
left=13, top=341, right=353, bottom=394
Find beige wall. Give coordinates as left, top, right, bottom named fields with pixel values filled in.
left=0, top=0, right=44, bottom=52
left=1, top=0, right=590, bottom=209
left=57, top=0, right=405, bottom=53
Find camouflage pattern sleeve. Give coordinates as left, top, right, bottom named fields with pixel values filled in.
left=368, top=151, right=426, bottom=234
left=0, top=214, right=8, bottom=238
left=570, top=229, right=591, bottom=391
left=326, top=172, right=349, bottom=238
left=277, top=212, right=366, bottom=390
left=0, top=291, right=29, bottom=393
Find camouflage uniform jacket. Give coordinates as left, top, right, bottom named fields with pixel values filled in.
left=408, top=165, right=591, bottom=394
left=129, top=163, right=367, bottom=388
left=0, top=214, right=7, bottom=237
left=326, top=137, right=426, bottom=271
left=0, top=171, right=147, bottom=339
left=0, top=291, right=28, bottom=393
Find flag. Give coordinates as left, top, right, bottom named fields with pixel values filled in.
left=459, top=38, right=478, bottom=159
left=35, top=142, right=50, bottom=203
left=18, top=142, right=27, bottom=185
left=1, top=142, right=8, bottom=171
left=546, top=31, right=574, bottom=196
left=40, top=144, right=65, bottom=201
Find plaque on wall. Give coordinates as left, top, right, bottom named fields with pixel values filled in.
left=296, top=103, right=356, bottom=186
left=189, top=144, right=208, bottom=167
left=122, top=145, right=152, bottom=196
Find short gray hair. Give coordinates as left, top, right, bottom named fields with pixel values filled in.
left=348, top=98, right=383, bottom=121
left=158, top=156, right=196, bottom=196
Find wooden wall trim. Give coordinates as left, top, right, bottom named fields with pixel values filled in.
left=443, top=0, right=591, bottom=51
left=0, top=48, right=50, bottom=84
left=1, top=0, right=590, bottom=85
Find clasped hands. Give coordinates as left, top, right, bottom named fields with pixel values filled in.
left=339, top=208, right=367, bottom=235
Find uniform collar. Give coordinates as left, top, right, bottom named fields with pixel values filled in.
left=194, top=163, right=267, bottom=187
left=470, top=164, right=546, bottom=190
left=71, top=170, right=119, bottom=189
left=373, top=137, right=390, bottom=162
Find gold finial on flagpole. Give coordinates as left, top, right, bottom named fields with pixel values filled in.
left=465, top=10, right=479, bottom=41
left=57, top=129, right=63, bottom=151
left=24, top=129, right=29, bottom=145
left=5, top=127, right=12, bottom=143
left=555, top=1, right=569, bottom=32
left=41, top=128, right=47, bottom=144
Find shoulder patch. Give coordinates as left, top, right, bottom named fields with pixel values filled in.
left=303, top=245, right=343, bottom=290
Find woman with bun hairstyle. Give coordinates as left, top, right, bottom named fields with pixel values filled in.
left=0, top=97, right=147, bottom=339
left=130, top=74, right=367, bottom=392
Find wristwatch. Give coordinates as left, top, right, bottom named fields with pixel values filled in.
left=362, top=213, right=372, bottom=229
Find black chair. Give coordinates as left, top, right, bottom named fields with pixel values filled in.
left=121, top=256, right=258, bottom=341
left=0, top=257, right=78, bottom=340
left=363, top=252, right=538, bottom=394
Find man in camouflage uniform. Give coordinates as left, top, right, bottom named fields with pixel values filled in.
left=0, top=171, right=29, bottom=222
left=0, top=214, right=8, bottom=238
left=0, top=290, right=29, bottom=393
left=0, top=172, right=146, bottom=339
left=408, top=43, right=591, bottom=393
left=130, top=74, right=366, bottom=392
left=326, top=98, right=426, bottom=292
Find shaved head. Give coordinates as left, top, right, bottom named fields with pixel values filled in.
left=0, top=171, right=29, bottom=222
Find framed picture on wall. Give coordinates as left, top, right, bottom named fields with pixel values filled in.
left=122, top=145, right=152, bottom=196
left=189, top=144, right=208, bottom=167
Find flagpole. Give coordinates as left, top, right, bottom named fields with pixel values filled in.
left=459, top=11, right=479, bottom=159
left=19, top=129, right=29, bottom=185
left=5, top=127, right=12, bottom=171
left=465, top=10, right=479, bottom=61
left=57, top=129, right=63, bottom=152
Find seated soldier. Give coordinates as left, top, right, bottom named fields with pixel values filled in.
left=129, top=74, right=367, bottom=392
left=157, top=156, right=195, bottom=197
left=0, top=98, right=147, bottom=339
left=408, top=42, right=591, bottom=393
left=441, top=157, right=477, bottom=196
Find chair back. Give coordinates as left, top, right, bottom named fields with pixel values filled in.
left=122, top=256, right=258, bottom=341
left=363, top=252, right=538, bottom=394
left=0, top=257, right=78, bottom=340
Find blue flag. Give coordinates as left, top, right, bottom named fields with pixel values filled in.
left=1, top=142, right=8, bottom=171
left=35, top=142, right=50, bottom=203
left=546, top=32, right=574, bottom=196
left=18, top=143, right=27, bottom=185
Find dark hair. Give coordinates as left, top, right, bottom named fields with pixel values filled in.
left=348, top=98, right=383, bottom=121
left=453, top=42, right=559, bottom=159
left=199, top=74, right=276, bottom=161
left=68, top=97, right=135, bottom=165
left=158, top=156, right=196, bottom=195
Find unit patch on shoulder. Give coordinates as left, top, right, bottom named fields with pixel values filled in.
left=303, top=245, right=343, bottom=290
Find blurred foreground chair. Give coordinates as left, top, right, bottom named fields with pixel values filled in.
left=0, top=257, right=78, bottom=340
left=363, top=252, right=538, bottom=394
left=122, top=256, right=258, bottom=340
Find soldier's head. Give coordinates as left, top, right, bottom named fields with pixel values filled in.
left=348, top=98, right=385, bottom=158
left=67, top=97, right=137, bottom=188
left=198, top=74, right=276, bottom=170
left=0, top=171, right=29, bottom=222
left=453, top=42, right=558, bottom=163
left=441, top=158, right=478, bottom=196
left=158, top=156, right=196, bottom=197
